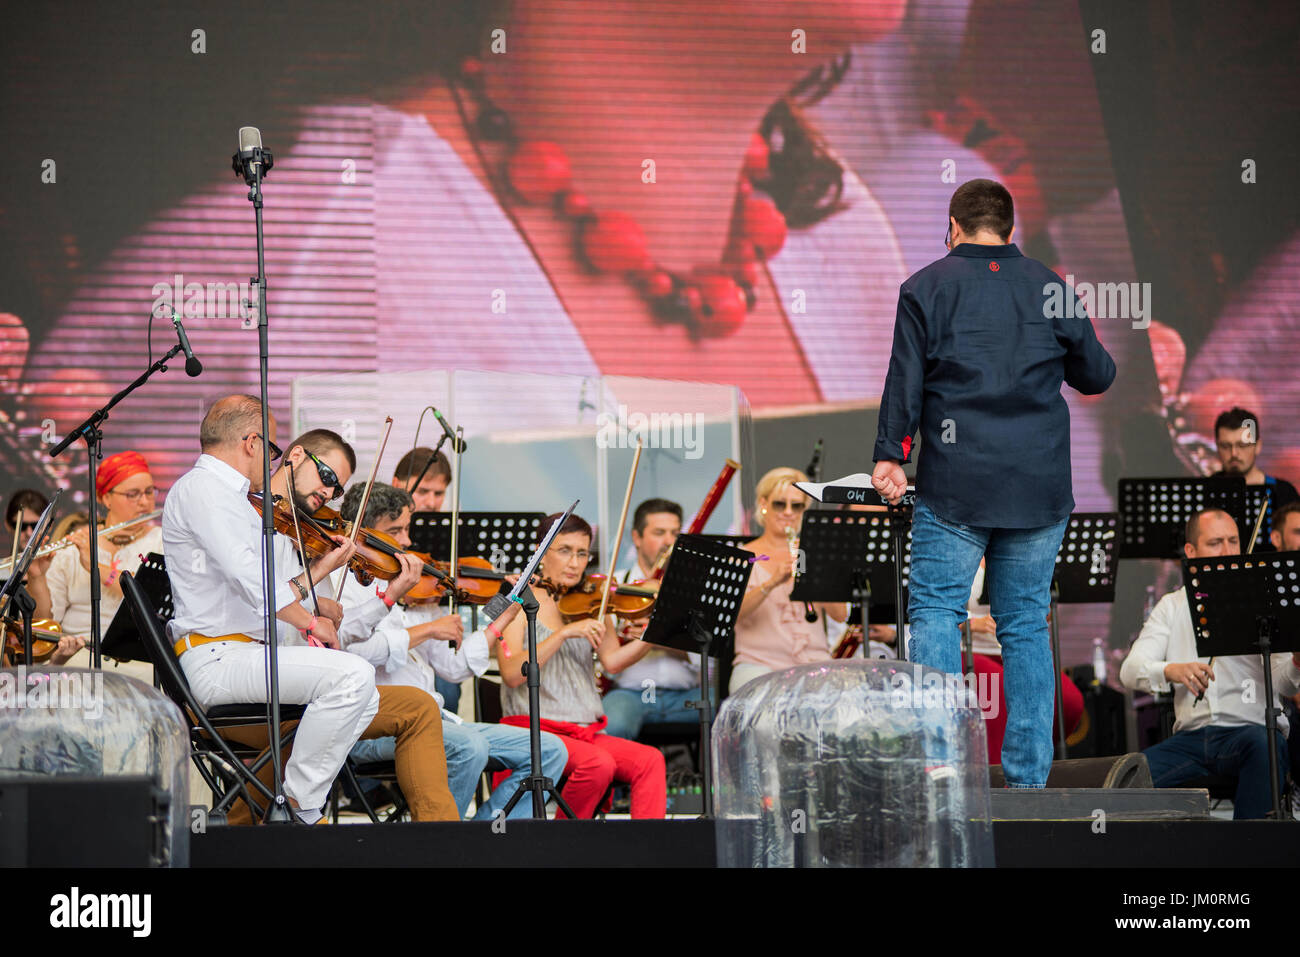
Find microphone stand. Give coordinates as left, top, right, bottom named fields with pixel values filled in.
left=47, top=339, right=187, bottom=667
left=238, top=145, right=291, bottom=823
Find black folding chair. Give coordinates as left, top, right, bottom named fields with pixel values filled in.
left=123, top=569, right=405, bottom=825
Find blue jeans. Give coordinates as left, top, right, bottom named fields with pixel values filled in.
left=350, top=721, right=568, bottom=820
left=907, top=498, right=1068, bottom=788
left=603, top=686, right=714, bottom=740
left=435, top=674, right=462, bottom=714
left=1144, top=724, right=1290, bottom=820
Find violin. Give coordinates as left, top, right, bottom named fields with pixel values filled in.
left=3, top=618, right=67, bottom=665
left=556, top=573, right=658, bottom=623
left=248, top=494, right=471, bottom=605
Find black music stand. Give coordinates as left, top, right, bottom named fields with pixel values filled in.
left=1118, top=476, right=1263, bottom=560
left=788, top=510, right=914, bottom=659
left=794, top=475, right=914, bottom=662
left=1181, top=551, right=1300, bottom=819
left=497, top=503, right=580, bottom=821
left=642, top=533, right=752, bottom=819
left=102, top=552, right=170, bottom=665
left=409, top=511, right=548, bottom=570
left=411, top=511, right=546, bottom=712
left=1045, top=513, right=1120, bottom=758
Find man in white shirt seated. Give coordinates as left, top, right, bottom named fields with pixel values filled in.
left=604, top=498, right=713, bottom=741
left=163, top=395, right=459, bottom=824
left=334, top=482, right=569, bottom=820
left=1119, top=507, right=1300, bottom=818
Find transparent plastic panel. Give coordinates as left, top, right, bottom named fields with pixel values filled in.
left=713, top=659, right=994, bottom=868
left=292, top=369, right=754, bottom=563
left=0, top=668, right=190, bottom=866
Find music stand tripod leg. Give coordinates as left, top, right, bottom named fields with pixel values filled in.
left=500, top=589, right=577, bottom=820
left=684, top=610, right=714, bottom=819
left=1255, top=616, right=1285, bottom=821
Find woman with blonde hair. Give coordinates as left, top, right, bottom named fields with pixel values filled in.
left=730, top=466, right=847, bottom=693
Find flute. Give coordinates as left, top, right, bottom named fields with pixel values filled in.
left=0, top=508, right=162, bottom=573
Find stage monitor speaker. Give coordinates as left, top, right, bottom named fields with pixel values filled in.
left=0, top=776, right=173, bottom=867
left=990, top=752, right=1152, bottom=790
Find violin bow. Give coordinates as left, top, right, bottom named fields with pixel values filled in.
left=333, top=416, right=394, bottom=602
left=284, top=459, right=325, bottom=647
left=597, top=437, right=643, bottom=626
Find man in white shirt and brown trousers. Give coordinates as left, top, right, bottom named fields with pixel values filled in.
left=163, top=394, right=459, bottom=824
left=1120, top=507, right=1300, bottom=818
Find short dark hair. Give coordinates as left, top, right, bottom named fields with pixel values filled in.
left=1186, top=508, right=1236, bottom=547
left=394, top=447, right=451, bottom=483
left=1214, top=407, right=1260, bottom=443
left=1272, top=501, right=1300, bottom=535
left=339, top=481, right=412, bottom=527
left=288, top=429, right=357, bottom=474
left=949, top=178, right=1014, bottom=241
left=5, top=489, right=50, bottom=528
left=633, top=498, right=682, bottom=534
left=539, top=512, right=593, bottom=544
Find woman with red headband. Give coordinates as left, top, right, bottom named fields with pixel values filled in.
left=28, top=450, right=163, bottom=667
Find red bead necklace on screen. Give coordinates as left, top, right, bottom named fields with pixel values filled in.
left=448, top=56, right=788, bottom=338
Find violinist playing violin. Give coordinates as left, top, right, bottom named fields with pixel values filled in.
left=333, top=482, right=570, bottom=821
left=497, top=512, right=666, bottom=819
left=163, top=396, right=459, bottom=824
left=603, top=497, right=715, bottom=742
left=390, top=445, right=460, bottom=711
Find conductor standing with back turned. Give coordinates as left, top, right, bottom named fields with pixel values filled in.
left=871, top=179, right=1116, bottom=789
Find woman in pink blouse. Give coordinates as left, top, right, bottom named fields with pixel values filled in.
left=731, top=467, right=848, bottom=693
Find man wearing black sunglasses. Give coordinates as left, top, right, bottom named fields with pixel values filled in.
left=269, top=429, right=356, bottom=515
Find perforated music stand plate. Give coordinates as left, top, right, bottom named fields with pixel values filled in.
left=1117, top=477, right=1263, bottom=559
left=787, top=511, right=911, bottom=625
left=643, top=533, right=751, bottom=660
left=1181, top=551, right=1300, bottom=657
left=980, top=512, right=1120, bottom=605
left=102, top=552, right=171, bottom=663
left=409, top=512, right=547, bottom=571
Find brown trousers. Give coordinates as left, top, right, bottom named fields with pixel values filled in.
left=216, top=684, right=458, bottom=824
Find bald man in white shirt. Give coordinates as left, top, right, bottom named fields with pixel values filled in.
left=1120, top=508, right=1300, bottom=818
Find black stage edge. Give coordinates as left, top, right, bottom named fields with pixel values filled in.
left=189, top=818, right=1300, bottom=868
left=192, top=820, right=716, bottom=868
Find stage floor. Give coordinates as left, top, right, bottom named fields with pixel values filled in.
left=190, top=818, right=1300, bottom=868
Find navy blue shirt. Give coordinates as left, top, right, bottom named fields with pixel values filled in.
left=873, top=243, right=1116, bottom=528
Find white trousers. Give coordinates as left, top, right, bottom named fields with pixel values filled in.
left=179, top=641, right=379, bottom=810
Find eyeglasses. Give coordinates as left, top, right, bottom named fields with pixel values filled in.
left=107, top=486, right=158, bottom=503
left=243, top=433, right=284, bottom=460
left=553, top=545, right=591, bottom=563
left=305, top=450, right=345, bottom=501
left=17, top=520, right=39, bottom=532
left=769, top=499, right=807, bottom=514
left=944, top=223, right=953, bottom=250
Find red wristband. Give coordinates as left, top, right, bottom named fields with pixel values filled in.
left=303, top=615, right=318, bottom=637
left=377, top=585, right=397, bottom=609
left=486, top=623, right=502, bottom=640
